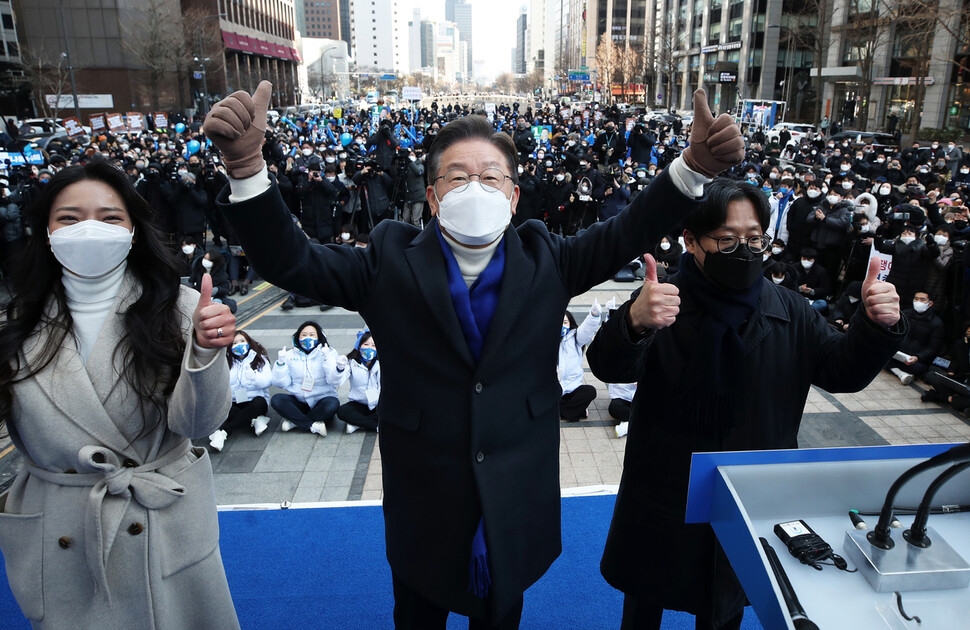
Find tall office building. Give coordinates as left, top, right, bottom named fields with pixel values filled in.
left=526, top=0, right=545, bottom=74
left=350, top=0, right=400, bottom=72
left=452, top=1, right=473, bottom=79
left=407, top=8, right=421, bottom=74
left=420, top=20, right=436, bottom=70
left=339, top=0, right=352, bottom=51
left=12, top=0, right=300, bottom=116
left=302, top=0, right=340, bottom=39
left=514, top=8, right=527, bottom=74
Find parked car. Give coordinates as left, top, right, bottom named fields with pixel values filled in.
left=766, top=122, right=816, bottom=146
left=827, top=130, right=898, bottom=153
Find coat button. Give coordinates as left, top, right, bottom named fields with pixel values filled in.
left=58, top=536, right=71, bottom=549
left=123, top=458, right=138, bottom=468
left=476, top=451, right=484, bottom=463
left=474, top=382, right=483, bottom=393
left=128, top=522, right=144, bottom=536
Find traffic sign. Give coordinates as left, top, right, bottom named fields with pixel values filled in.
left=380, top=74, right=396, bottom=80
left=568, top=72, right=590, bottom=82
left=657, top=93, right=663, bottom=101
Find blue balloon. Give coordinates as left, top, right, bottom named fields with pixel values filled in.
left=340, top=132, right=353, bottom=147
left=174, top=122, right=186, bottom=133
left=186, top=139, right=201, bottom=154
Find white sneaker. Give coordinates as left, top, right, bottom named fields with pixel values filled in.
left=891, top=367, right=914, bottom=385
left=208, top=429, right=228, bottom=452
left=251, top=415, right=270, bottom=436
left=310, top=421, right=328, bottom=436
left=280, top=419, right=297, bottom=432
left=345, top=422, right=359, bottom=434
left=615, top=422, right=629, bottom=438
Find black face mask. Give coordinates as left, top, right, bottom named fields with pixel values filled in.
left=699, top=245, right=764, bottom=291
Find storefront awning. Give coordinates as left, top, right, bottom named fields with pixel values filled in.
left=221, top=30, right=296, bottom=62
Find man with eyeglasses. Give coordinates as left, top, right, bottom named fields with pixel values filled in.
left=204, top=83, right=745, bottom=629
left=587, top=178, right=907, bottom=630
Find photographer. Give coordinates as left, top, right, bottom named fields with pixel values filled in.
left=513, top=160, right=542, bottom=226
left=297, top=162, right=347, bottom=243
left=600, top=165, right=631, bottom=222
left=351, top=161, right=394, bottom=233
left=136, top=161, right=178, bottom=250
left=367, top=119, right=399, bottom=171
left=628, top=124, right=655, bottom=166
left=401, top=149, right=426, bottom=227
left=169, top=168, right=209, bottom=247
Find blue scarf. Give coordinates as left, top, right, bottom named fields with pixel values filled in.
left=435, top=226, right=506, bottom=598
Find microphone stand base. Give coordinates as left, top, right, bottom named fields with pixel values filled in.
left=844, top=528, right=970, bottom=592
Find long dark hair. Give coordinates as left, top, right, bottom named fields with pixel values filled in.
left=227, top=330, right=268, bottom=372
left=0, top=157, right=185, bottom=436
left=346, top=330, right=375, bottom=367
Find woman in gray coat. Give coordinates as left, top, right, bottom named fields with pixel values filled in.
left=0, top=159, right=239, bottom=629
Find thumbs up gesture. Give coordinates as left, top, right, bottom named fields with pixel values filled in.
left=203, top=80, right=272, bottom=179
left=862, top=256, right=900, bottom=328
left=627, top=254, right=681, bottom=333
left=193, top=273, right=236, bottom=349
left=681, top=89, right=746, bottom=177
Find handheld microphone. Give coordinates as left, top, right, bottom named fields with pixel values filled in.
left=869, top=442, right=970, bottom=549
left=903, top=460, right=970, bottom=547
left=760, top=537, right=819, bottom=630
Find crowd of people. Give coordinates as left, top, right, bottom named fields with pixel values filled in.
left=0, top=78, right=958, bottom=629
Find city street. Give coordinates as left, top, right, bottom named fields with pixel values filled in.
left=7, top=277, right=957, bottom=507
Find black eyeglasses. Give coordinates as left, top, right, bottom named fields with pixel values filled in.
left=703, top=234, right=772, bottom=254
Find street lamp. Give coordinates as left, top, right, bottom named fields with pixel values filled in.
left=57, top=5, right=81, bottom=121
left=197, top=13, right=227, bottom=115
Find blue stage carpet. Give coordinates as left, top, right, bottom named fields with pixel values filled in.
left=1, top=494, right=764, bottom=628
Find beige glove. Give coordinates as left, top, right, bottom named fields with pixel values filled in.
left=681, top=89, right=746, bottom=178
left=203, top=80, right=272, bottom=179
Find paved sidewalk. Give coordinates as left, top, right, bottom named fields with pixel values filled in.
left=201, top=280, right=970, bottom=507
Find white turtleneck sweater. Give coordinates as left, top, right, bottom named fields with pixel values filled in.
left=441, top=230, right=503, bottom=288
left=62, top=264, right=219, bottom=366
left=62, top=263, right=128, bottom=364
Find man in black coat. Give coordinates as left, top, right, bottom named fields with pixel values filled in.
left=587, top=179, right=905, bottom=630
left=205, top=83, right=745, bottom=630
left=511, top=116, right=536, bottom=163
left=593, top=119, right=628, bottom=166
left=888, top=290, right=944, bottom=384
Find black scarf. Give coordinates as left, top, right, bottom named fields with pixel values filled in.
left=671, top=254, right=763, bottom=432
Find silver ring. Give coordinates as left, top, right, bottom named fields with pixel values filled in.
left=217, top=328, right=224, bottom=338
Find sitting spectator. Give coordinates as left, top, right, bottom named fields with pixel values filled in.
left=921, top=322, right=970, bottom=412
left=888, top=291, right=944, bottom=384
left=334, top=331, right=381, bottom=434
left=208, top=331, right=273, bottom=451
left=559, top=300, right=604, bottom=421
left=191, top=246, right=236, bottom=313
left=654, top=236, right=683, bottom=277
left=794, top=248, right=831, bottom=311
left=828, top=281, right=864, bottom=332
left=766, top=261, right=798, bottom=292
left=271, top=321, right=342, bottom=436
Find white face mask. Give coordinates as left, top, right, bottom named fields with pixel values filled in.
left=841, top=181, right=853, bottom=190
left=913, top=301, right=930, bottom=313
left=877, top=158, right=885, bottom=163
left=934, top=234, right=949, bottom=245
left=302, top=148, right=313, bottom=156
left=879, top=186, right=891, bottom=195
left=772, top=276, right=784, bottom=285
left=849, top=296, right=860, bottom=303
left=900, top=235, right=916, bottom=245
left=48, top=220, right=134, bottom=278
left=807, top=189, right=821, bottom=199
left=555, top=174, right=565, bottom=182
left=860, top=224, right=870, bottom=233
left=769, top=172, right=779, bottom=179
left=963, top=169, right=970, bottom=174
left=801, top=259, right=814, bottom=269
left=771, top=246, right=783, bottom=255
left=325, top=156, right=336, bottom=163
left=826, top=195, right=840, bottom=206
left=436, top=182, right=512, bottom=246
left=181, top=245, right=195, bottom=255
left=341, top=232, right=352, bottom=240
left=201, top=258, right=214, bottom=270
left=660, top=241, right=671, bottom=251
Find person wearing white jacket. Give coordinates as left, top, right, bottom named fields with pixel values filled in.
left=208, top=330, right=274, bottom=451
left=333, top=330, right=381, bottom=434
left=558, top=298, right=608, bottom=420
left=270, top=321, right=342, bottom=436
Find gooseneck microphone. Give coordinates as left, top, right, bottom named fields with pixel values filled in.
left=868, top=442, right=970, bottom=549
left=903, top=460, right=970, bottom=547
left=760, top=538, right=819, bottom=630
